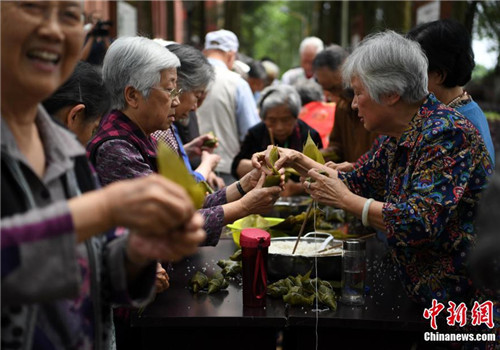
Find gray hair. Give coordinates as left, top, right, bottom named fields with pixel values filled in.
left=299, top=36, right=324, bottom=55
left=313, top=44, right=349, bottom=72
left=294, top=80, right=324, bottom=106
left=102, top=36, right=180, bottom=110
left=342, top=30, right=428, bottom=104
left=258, top=85, right=302, bottom=120
left=166, top=43, right=214, bottom=92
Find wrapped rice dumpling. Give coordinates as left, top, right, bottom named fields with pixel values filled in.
left=283, top=286, right=315, bottom=307
left=203, top=131, right=218, bottom=148
left=264, top=146, right=282, bottom=187
left=266, top=270, right=337, bottom=310
left=229, top=249, right=242, bottom=261
left=267, top=281, right=291, bottom=298
left=207, top=272, right=229, bottom=294
left=189, top=271, right=209, bottom=293
left=217, top=259, right=242, bottom=277
left=316, top=284, right=337, bottom=310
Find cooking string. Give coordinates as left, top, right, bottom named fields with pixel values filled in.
left=313, top=200, right=319, bottom=350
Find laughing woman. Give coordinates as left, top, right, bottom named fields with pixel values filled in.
left=1, top=2, right=205, bottom=349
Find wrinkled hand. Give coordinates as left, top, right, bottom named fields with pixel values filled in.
left=200, top=151, right=220, bottom=171
left=302, top=168, right=351, bottom=208
left=207, top=171, right=225, bottom=189
left=325, top=161, right=354, bottom=172
left=250, top=145, right=275, bottom=175
left=281, top=180, right=305, bottom=197
left=155, top=263, right=170, bottom=293
left=240, top=167, right=285, bottom=192
left=240, top=172, right=282, bottom=215
left=184, top=133, right=217, bottom=157
left=126, top=212, right=206, bottom=263
left=273, top=148, right=301, bottom=171
left=102, top=174, right=195, bottom=237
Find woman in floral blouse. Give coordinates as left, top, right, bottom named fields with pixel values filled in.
left=254, top=31, right=493, bottom=307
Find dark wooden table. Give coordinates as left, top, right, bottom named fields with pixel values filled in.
left=282, top=237, right=428, bottom=349
left=131, top=235, right=286, bottom=350
left=132, top=235, right=429, bottom=350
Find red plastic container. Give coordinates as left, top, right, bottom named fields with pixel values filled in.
left=240, top=228, right=270, bottom=307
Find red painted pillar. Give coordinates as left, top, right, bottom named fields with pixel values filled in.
left=152, top=1, right=167, bottom=39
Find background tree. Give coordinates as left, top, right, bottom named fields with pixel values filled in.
left=474, top=0, right=500, bottom=73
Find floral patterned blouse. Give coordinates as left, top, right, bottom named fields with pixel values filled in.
left=339, top=94, right=493, bottom=306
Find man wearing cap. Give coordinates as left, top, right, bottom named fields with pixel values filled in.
left=198, top=29, right=260, bottom=185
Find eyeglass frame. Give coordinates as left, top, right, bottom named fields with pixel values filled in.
left=151, top=86, right=183, bottom=99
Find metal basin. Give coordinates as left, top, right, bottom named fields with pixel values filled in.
left=267, top=232, right=342, bottom=281
left=267, top=196, right=311, bottom=218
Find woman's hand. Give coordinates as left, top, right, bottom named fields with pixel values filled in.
left=239, top=168, right=285, bottom=194
left=69, top=174, right=200, bottom=243
left=302, top=168, right=351, bottom=209
left=280, top=180, right=305, bottom=197
left=252, top=146, right=320, bottom=177
left=184, top=133, right=218, bottom=157
left=240, top=172, right=282, bottom=215
left=273, top=148, right=301, bottom=170
left=250, top=145, right=276, bottom=174
left=200, top=151, right=220, bottom=171
left=207, top=171, right=225, bottom=189
left=126, top=212, right=206, bottom=263
left=102, top=174, right=197, bottom=236
left=250, top=146, right=303, bottom=175
left=325, top=161, right=354, bottom=172
left=155, top=263, right=170, bottom=293
left=239, top=168, right=264, bottom=191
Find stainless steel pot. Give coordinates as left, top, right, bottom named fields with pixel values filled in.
left=267, top=232, right=342, bottom=281
left=266, top=196, right=311, bottom=218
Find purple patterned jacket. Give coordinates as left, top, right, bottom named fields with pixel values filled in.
left=87, top=110, right=225, bottom=245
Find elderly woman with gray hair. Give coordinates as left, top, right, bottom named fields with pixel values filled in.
left=152, top=43, right=223, bottom=188
left=232, top=84, right=322, bottom=178
left=254, top=31, right=493, bottom=307
left=87, top=37, right=282, bottom=248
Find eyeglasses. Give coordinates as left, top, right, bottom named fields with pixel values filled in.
left=152, top=87, right=183, bottom=99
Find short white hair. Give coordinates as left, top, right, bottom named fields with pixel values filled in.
left=102, top=36, right=180, bottom=110
left=299, top=36, right=324, bottom=55
left=342, top=30, right=428, bottom=104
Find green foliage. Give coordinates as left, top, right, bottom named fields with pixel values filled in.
left=475, top=1, right=500, bottom=70
left=240, top=0, right=314, bottom=76
left=472, top=64, right=491, bottom=81
left=485, top=111, right=500, bottom=121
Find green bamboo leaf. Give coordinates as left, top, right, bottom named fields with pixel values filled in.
left=303, top=132, right=325, bottom=165
left=200, top=180, right=215, bottom=194
left=269, top=145, right=279, bottom=168
left=157, top=141, right=205, bottom=209
left=263, top=174, right=281, bottom=187
left=262, top=145, right=281, bottom=187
